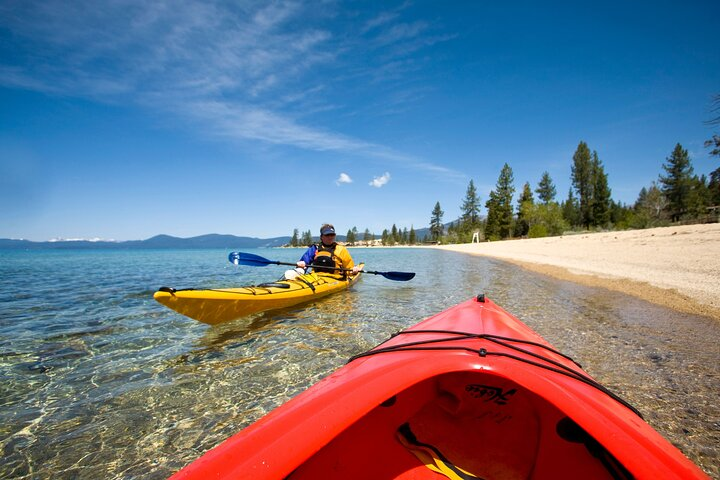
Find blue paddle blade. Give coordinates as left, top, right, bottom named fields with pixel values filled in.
left=367, top=270, right=415, bottom=281
left=382, top=271, right=415, bottom=281
left=228, top=251, right=274, bottom=266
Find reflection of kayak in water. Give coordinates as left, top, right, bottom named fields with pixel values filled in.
left=153, top=266, right=363, bottom=325
left=169, top=295, right=707, bottom=479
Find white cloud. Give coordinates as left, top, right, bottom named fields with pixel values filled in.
left=369, top=172, right=391, bottom=188
left=336, top=173, right=352, bottom=185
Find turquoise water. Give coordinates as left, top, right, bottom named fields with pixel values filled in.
left=1, top=248, right=717, bottom=478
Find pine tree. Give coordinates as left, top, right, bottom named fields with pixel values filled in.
left=485, top=164, right=515, bottom=239
left=571, top=143, right=614, bottom=228
left=460, top=180, right=481, bottom=228
left=516, top=182, right=534, bottom=209
left=301, top=230, right=313, bottom=245
left=571, top=141, right=594, bottom=228
left=496, top=164, right=515, bottom=238
left=686, top=175, right=710, bottom=218
left=290, top=228, right=299, bottom=247
left=484, top=194, right=500, bottom=240
left=430, top=201, right=444, bottom=242
left=409, top=226, right=416, bottom=245
left=659, top=143, right=694, bottom=221
left=709, top=167, right=720, bottom=206
left=536, top=171, right=557, bottom=204
left=346, top=228, right=357, bottom=245
left=515, top=182, right=534, bottom=237
left=562, top=188, right=580, bottom=227
left=363, top=228, right=373, bottom=244
left=591, top=152, right=612, bottom=227
left=391, top=224, right=399, bottom=244
left=635, top=187, right=648, bottom=209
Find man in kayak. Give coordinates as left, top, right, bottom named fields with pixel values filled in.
left=286, top=224, right=362, bottom=279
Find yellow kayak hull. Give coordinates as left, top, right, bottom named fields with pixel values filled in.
left=154, top=266, right=363, bottom=325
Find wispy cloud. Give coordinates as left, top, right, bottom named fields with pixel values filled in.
left=362, top=11, right=400, bottom=34
left=374, top=20, right=428, bottom=46
left=185, top=100, right=373, bottom=151
left=369, top=172, right=391, bottom=188
left=0, top=1, right=328, bottom=103
left=0, top=1, right=461, bottom=179
left=336, top=173, right=353, bottom=185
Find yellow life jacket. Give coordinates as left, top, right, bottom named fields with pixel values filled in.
left=313, top=243, right=344, bottom=276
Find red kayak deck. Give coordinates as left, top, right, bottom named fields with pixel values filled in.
left=171, top=295, right=708, bottom=479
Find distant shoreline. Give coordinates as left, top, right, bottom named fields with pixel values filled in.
left=7, top=225, right=719, bottom=320
left=425, top=224, right=720, bottom=321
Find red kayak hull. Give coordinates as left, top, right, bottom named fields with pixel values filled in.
left=170, top=296, right=708, bottom=479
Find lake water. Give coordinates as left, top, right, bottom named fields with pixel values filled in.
left=1, top=247, right=718, bottom=478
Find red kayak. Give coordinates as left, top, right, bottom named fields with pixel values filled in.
left=171, top=295, right=708, bottom=479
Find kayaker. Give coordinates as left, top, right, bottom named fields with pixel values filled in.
left=286, top=224, right=362, bottom=279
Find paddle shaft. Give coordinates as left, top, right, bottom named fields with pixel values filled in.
left=264, top=259, right=363, bottom=275
left=228, top=251, right=415, bottom=281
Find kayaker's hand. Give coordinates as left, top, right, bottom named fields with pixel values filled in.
left=297, top=261, right=306, bottom=269
left=352, top=265, right=362, bottom=274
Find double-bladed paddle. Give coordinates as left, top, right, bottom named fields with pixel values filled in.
left=228, top=251, right=415, bottom=282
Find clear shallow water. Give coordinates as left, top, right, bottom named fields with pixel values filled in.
left=0, top=248, right=717, bottom=478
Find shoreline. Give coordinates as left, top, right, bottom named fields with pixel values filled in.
left=428, top=224, right=720, bottom=321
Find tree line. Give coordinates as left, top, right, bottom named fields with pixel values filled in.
left=427, top=140, right=719, bottom=244
left=286, top=225, right=422, bottom=246
left=425, top=95, right=720, bottom=242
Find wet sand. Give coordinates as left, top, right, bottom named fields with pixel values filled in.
left=432, top=223, right=720, bottom=320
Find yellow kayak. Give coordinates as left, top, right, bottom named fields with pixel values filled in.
left=153, top=265, right=363, bottom=325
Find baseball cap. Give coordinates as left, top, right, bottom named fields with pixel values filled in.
left=320, top=224, right=336, bottom=235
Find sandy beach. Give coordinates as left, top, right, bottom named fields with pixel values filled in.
left=432, top=223, right=720, bottom=321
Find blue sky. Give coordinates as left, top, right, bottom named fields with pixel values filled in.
left=1, top=1, right=718, bottom=241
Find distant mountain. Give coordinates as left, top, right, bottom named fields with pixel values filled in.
left=1, top=223, right=472, bottom=249
left=0, top=233, right=292, bottom=249
left=133, top=234, right=291, bottom=248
